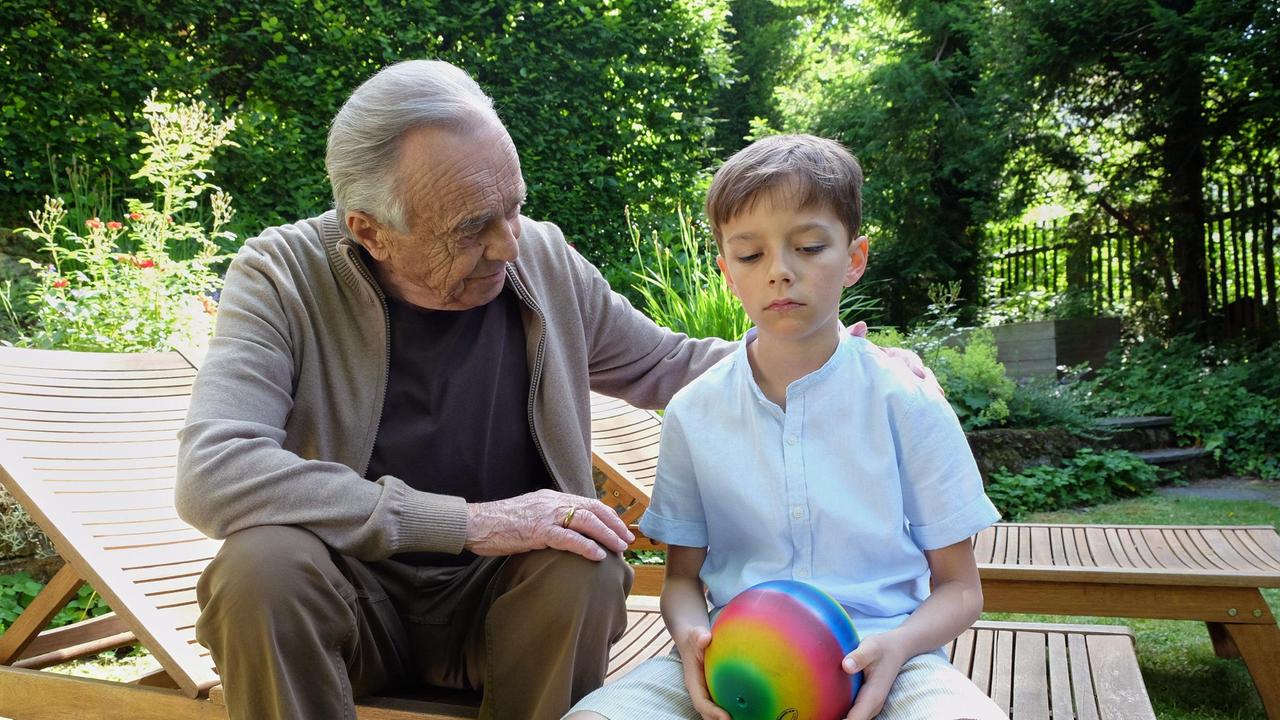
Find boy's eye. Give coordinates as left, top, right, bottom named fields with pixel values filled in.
left=736, top=252, right=762, bottom=263
left=800, top=244, right=828, bottom=254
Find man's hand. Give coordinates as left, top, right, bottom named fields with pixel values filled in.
left=847, top=321, right=943, bottom=396
left=464, top=488, right=634, bottom=560
left=840, top=634, right=909, bottom=720
left=677, top=626, right=730, bottom=720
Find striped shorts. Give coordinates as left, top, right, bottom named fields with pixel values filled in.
left=565, top=650, right=1008, bottom=720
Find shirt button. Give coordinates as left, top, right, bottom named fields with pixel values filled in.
left=796, top=568, right=810, bottom=579
left=786, top=434, right=799, bottom=446
left=791, top=507, right=804, bottom=519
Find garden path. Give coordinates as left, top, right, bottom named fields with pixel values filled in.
left=1158, top=477, right=1280, bottom=508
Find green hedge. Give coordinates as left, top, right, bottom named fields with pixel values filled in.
left=0, top=0, right=730, bottom=269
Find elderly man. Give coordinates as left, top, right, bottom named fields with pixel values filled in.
left=177, top=59, right=932, bottom=720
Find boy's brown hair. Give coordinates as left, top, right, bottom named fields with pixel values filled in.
left=705, top=134, right=863, bottom=248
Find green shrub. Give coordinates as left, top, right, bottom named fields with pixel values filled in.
left=1083, top=336, right=1280, bottom=480
left=870, top=324, right=1014, bottom=430
left=927, top=329, right=1015, bottom=430
left=5, top=93, right=236, bottom=353
left=1005, top=372, right=1100, bottom=434
left=627, top=206, right=750, bottom=341
left=627, top=206, right=882, bottom=340
left=0, top=0, right=731, bottom=271
left=986, top=448, right=1162, bottom=520
left=0, top=572, right=111, bottom=635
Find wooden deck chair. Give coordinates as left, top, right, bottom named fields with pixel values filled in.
left=0, top=349, right=1155, bottom=719
left=587, top=390, right=1280, bottom=718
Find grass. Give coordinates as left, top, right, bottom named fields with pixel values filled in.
left=983, top=493, right=1279, bottom=720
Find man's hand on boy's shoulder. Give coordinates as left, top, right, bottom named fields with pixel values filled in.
left=847, top=321, right=944, bottom=397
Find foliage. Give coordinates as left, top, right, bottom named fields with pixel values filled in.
left=0, top=572, right=112, bottom=635
left=628, top=206, right=751, bottom=341
left=1082, top=336, right=1280, bottom=480
left=870, top=284, right=1015, bottom=429
left=0, top=488, right=50, bottom=559
left=986, top=448, right=1162, bottom=520
left=772, top=0, right=1009, bottom=326
left=988, top=0, right=1280, bottom=334
left=980, top=287, right=1100, bottom=326
left=1004, top=373, right=1100, bottom=435
left=925, top=329, right=1014, bottom=430
left=626, top=206, right=881, bottom=340
left=5, top=94, right=235, bottom=353
left=0, top=0, right=732, bottom=272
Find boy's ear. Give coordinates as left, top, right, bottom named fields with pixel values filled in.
left=716, top=255, right=738, bottom=295
left=844, top=235, right=869, bottom=287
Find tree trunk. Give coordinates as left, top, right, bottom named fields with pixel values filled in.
left=1163, top=1, right=1209, bottom=337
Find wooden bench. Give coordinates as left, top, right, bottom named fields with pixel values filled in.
left=0, top=349, right=1155, bottom=719
left=589, top=391, right=1280, bottom=718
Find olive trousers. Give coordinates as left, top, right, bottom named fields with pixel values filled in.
left=195, top=525, right=632, bottom=720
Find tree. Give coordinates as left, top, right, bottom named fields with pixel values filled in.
left=989, top=0, right=1280, bottom=336
left=0, top=0, right=732, bottom=269
left=774, top=0, right=1008, bottom=325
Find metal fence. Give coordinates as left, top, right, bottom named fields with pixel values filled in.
left=986, top=175, right=1278, bottom=330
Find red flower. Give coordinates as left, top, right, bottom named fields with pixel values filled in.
left=137, top=258, right=156, bottom=269
left=107, top=221, right=123, bottom=230
left=128, top=212, right=143, bottom=221
left=52, top=278, right=69, bottom=289
left=85, top=217, right=102, bottom=230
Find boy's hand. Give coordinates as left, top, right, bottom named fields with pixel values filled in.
left=847, top=321, right=943, bottom=396
left=676, top=626, right=730, bottom=720
left=841, top=634, right=909, bottom=720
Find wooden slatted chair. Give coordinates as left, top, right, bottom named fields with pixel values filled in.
left=0, top=349, right=1156, bottom=719
left=588, top=391, right=1280, bottom=718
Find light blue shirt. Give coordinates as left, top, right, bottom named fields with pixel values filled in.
left=640, top=331, right=1000, bottom=639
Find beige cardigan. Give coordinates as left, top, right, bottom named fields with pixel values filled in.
left=176, top=211, right=729, bottom=560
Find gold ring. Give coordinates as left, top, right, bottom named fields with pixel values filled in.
left=562, top=506, right=577, bottom=529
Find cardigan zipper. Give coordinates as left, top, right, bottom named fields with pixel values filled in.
left=346, top=245, right=392, bottom=477
left=506, top=266, right=557, bottom=490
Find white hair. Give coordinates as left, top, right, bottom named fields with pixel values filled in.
left=326, top=59, right=500, bottom=233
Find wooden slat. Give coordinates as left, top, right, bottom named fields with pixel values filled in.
left=1087, top=635, right=1157, bottom=720
left=1013, top=630, right=1050, bottom=720
left=0, top=564, right=84, bottom=664
left=15, top=613, right=132, bottom=662
left=0, top=393, right=191, bottom=413
left=1029, top=525, right=1053, bottom=566
left=970, top=623, right=995, bottom=697
left=973, top=527, right=995, bottom=564
left=0, top=409, right=188, bottom=425
left=1068, top=633, right=1101, bottom=720
left=1047, top=632, right=1074, bottom=720
left=990, top=629, right=1015, bottom=715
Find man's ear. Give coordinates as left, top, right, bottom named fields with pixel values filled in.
left=844, top=235, right=869, bottom=287
left=716, top=254, right=739, bottom=295
left=347, top=211, right=391, bottom=261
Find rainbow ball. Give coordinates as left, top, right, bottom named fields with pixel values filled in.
left=704, top=580, right=862, bottom=720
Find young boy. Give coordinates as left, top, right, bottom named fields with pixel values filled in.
left=566, top=135, right=1004, bottom=720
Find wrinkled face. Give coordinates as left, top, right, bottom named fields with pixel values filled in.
left=715, top=185, right=867, bottom=343
left=356, top=119, right=527, bottom=311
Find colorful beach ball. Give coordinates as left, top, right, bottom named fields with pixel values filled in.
left=704, top=580, right=862, bottom=720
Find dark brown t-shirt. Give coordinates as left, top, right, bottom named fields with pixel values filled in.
left=366, top=282, right=553, bottom=566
